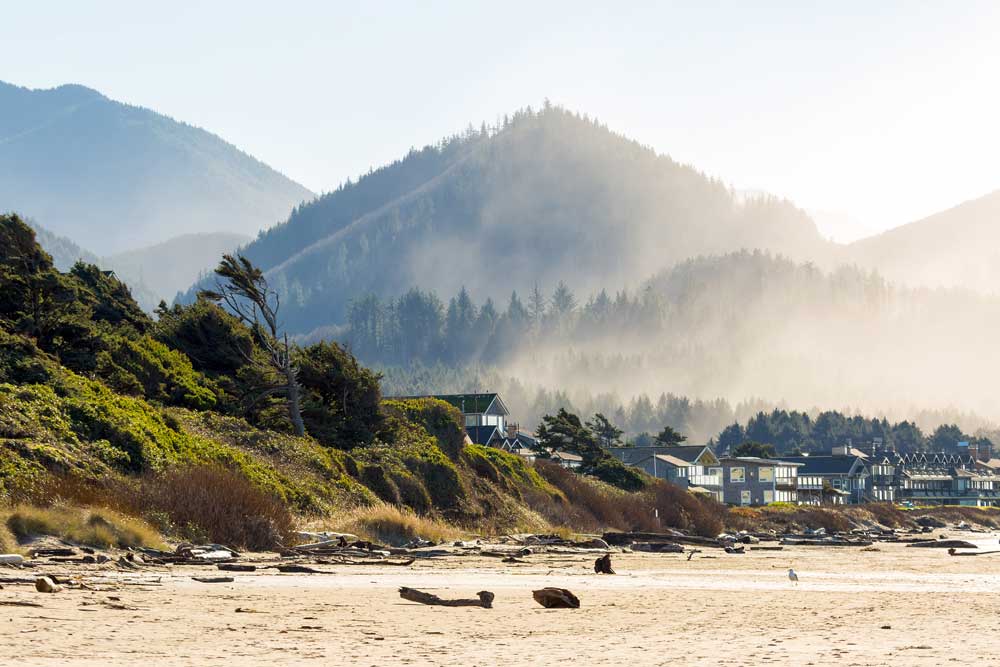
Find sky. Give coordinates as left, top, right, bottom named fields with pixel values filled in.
left=5, top=1, right=1000, bottom=243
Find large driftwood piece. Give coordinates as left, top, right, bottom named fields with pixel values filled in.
left=532, top=588, right=580, bottom=609
left=908, top=539, right=977, bottom=549
left=398, top=587, right=494, bottom=608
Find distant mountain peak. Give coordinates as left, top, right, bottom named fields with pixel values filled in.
left=0, top=79, right=314, bottom=254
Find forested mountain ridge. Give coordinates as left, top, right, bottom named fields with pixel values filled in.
left=180, top=105, right=831, bottom=334
left=0, top=80, right=314, bottom=254
left=847, top=188, right=1000, bottom=294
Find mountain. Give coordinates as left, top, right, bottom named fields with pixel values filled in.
left=848, top=189, right=1000, bottom=294
left=25, top=219, right=100, bottom=270
left=0, top=81, right=314, bottom=254
left=181, top=105, right=830, bottom=334
left=106, top=232, right=251, bottom=309
left=26, top=218, right=246, bottom=310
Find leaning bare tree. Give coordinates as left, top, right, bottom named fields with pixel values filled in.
left=200, top=254, right=306, bottom=436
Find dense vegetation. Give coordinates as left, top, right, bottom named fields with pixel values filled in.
left=3, top=214, right=610, bottom=546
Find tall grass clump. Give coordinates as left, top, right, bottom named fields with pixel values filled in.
left=0, top=520, right=18, bottom=554
left=3, top=505, right=165, bottom=549
left=131, top=465, right=295, bottom=550
left=329, top=504, right=465, bottom=546
left=126, top=465, right=295, bottom=550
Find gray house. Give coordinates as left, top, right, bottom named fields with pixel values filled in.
left=718, top=456, right=801, bottom=505
left=607, top=445, right=723, bottom=501
left=780, top=454, right=869, bottom=504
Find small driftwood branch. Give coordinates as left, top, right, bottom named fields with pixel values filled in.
left=399, top=587, right=494, bottom=609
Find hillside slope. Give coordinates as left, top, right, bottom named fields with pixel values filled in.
left=0, top=81, right=314, bottom=254
left=181, top=106, right=830, bottom=334
left=848, top=189, right=1000, bottom=294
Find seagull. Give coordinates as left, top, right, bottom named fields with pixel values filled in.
left=788, top=568, right=799, bottom=586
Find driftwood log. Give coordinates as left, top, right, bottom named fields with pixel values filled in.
left=398, top=587, right=494, bottom=608
left=532, top=588, right=580, bottom=609
left=217, top=563, right=257, bottom=572
left=908, top=540, right=977, bottom=549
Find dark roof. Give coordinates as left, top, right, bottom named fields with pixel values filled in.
left=433, top=393, right=507, bottom=415
left=607, top=445, right=710, bottom=465
left=780, top=456, right=863, bottom=475
left=720, top=456, right=803, bottom=467
left=466, top=425, right=502, bottom=446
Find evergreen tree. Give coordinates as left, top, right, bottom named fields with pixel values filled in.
left=653, top=425, right=687, bottom=447
left=587, top=413, right=624, bottom=448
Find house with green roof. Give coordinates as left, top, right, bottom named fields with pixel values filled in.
left=396, top=393, right=511, bottom=446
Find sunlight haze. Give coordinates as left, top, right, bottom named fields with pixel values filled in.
left=6, top=1, right=1000, bottom=241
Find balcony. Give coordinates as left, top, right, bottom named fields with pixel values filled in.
left=687, top=474, right=722, bottom=489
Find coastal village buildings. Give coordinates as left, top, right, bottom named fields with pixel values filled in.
left=399, top=392, right=1000, bottom=506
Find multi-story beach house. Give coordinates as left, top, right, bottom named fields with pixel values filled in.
left=718, top=456, right=802, bottom=505
left=781, top=448, right=870, bottom=505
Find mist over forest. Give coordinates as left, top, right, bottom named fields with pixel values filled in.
left=175, top=105, right=1000, bottom=438
left=342, top=251, right=1000, bottom=437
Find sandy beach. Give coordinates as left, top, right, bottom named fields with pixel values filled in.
left=4, top=535, right=1000, bottom=666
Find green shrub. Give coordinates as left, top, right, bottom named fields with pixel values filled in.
left=383, top=398, right=466, bottom=458
left=586, top=454, right=648, bottom=492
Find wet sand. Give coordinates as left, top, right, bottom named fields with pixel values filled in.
left=4, top=536, right=1000, bottom=666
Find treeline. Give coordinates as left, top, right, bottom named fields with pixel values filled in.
left=714, top=410, right=994, bottom=456
left=346, top=282, right=664, bottom=367
left=344, top=250, right=907, bottom=368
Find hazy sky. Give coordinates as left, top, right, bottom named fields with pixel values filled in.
left=5, top=2, right=1000, bottom=242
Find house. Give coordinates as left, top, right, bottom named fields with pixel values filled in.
left=780, top=452, right=869, bottom=505
left=497, top=428, right=541, bottom=462
left=607, top=445, right=722, bottom=501
left=891, top=452, right=1000, bottom=506
left=549, top=450, right=583, bottom=469
left=718, top=457, right=801, bottom=506
left=865, top=453, right=897, bottom=502
left=395, top=393, right=510, bottom=446
left=392, top=392, right=545, bottom=460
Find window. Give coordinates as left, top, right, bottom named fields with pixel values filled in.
left=740, top=490, right=751, bottom=505
left=759, top=467, right=774, bottom=482
left=709, top=467, right=722, bottom=478
left=465, top=415, right=479, bottom=427
left=763, top=490, right=774, bottom=504
left=730, top=467, right=745, bottom=483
